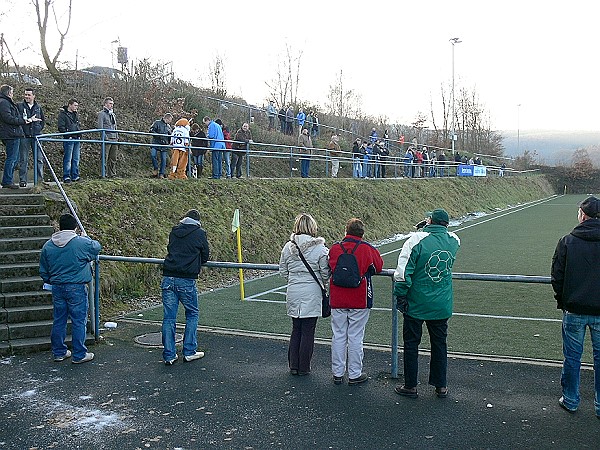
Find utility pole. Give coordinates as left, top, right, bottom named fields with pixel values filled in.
left=450, top=37, right=462, bottom=155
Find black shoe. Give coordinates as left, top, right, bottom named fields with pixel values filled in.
left=64, top=178, right=72, bottom=184
left=348, top=373, right=368, bottom=385
left=19, top=181, right=27, bottom=188
left=1, top=183, right=19, bottom=189
left=558, top=396, right=576, bottom=413
left=290, top=369, right=298, bottom=375
left=333, top=375, right=343, bottom=385
left=435, top=387, right=449, bottom=398
left=394, top=384, right=418, bottom=398
left=297, top=371, right=310, bottom=376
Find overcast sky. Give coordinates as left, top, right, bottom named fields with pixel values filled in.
left=2, top=0, right=599, bottom=132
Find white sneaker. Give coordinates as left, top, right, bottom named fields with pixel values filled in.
left=54, top=349, right=72, bottom=362
left=164, top=354, right=178, bottom=366
left=72, top=352, right=94, bottom=364
left=183, top=351, right=205, bottom=362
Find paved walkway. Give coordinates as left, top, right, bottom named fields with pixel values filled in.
left=0, top=321, right=598, bottom=449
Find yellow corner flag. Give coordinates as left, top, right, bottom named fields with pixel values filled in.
left=232, top=209, right=244, bottom=300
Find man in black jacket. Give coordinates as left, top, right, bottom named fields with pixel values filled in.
left=161, top=209, right=210, bottom=365
left=57, top=98, right=81, bottom=183
left=17, top=88, right=45, bottom=185
left=551, top=196, right=600, bottom=417
left=149, top=113, right=172, bottom=178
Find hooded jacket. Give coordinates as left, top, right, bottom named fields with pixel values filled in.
left=163, top=218, right=210, bottom=279
left=0, top=92, right=26, bottom=140
left=329, top=235, right=384, bottom=309
left=17, top=100, right=45, bottom=137
left=279, top=233, right=330, bottom=318
left=57, top=106, right=81, bottom=138
left=551, top=218, right=600, bottom=315
left=39, top=231, right=102, bottom=284
left=393, top=224, right=460, bottom=320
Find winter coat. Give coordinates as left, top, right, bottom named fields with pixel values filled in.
left=551, top=218, right=600, bottom=315
left=97, top=108, right=117, bottom=140
left=149, top=118, right=172, bottom=145
left=171, top=125, right=190, bottom=150
left=163, top=218, right=210, bottom=279
left=191, top=130, right=208, bottom=156
left=0, top=93, right=26, bottom=140
left=233, top=127, right=252, bottom=155
left=57, top=106, right=81, bottom=138
left=207, top=121, right=226, bottom=150
left=17, top=101, right=45, bottom=137
left=40, top=231, right=102, bottom=284
left=298, top=133, right=312, bottom=155
left=393, top=224, right=460, bottom=320
left=329, top=235, right=384, bottom=309
left=279, top=233, right=330, bottom=318
left=328, top=139, right=342, bottom=157
left=296, top=111, right=306, bottom=127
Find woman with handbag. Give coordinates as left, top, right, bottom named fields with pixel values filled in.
left=279, top=213, right=330, bottom=376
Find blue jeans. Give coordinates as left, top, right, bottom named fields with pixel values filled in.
left=300, top=156, right=310, bottom=178
left=63, top=138, right=81, bottom=181
left=403, top=315, right=448, bottom=389
left=561, top=311, right=600, bottom=415
left=211, top=150, right=223, bottom=178
left=161, top=277, right=199, bottom=361
left=150, top=146, right=168, bottom=175
left=352, top=157, right=362, bottom=178
left=19, top=137, right=43, bottom=183
left=223, top=151, right=232, bottom=177
left=51, top=283, right=89, bottom=361
left=1, top=138, right=20, bottom=186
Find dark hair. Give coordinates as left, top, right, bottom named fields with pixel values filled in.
left=0, top=84, right=13, bottom=95
left=215, top=119, right=224, bottom=126
left=59, top=213, right=78, bottom=231
left=67, top=98, right=78, bottom=106
left=185, top=209, right=201, bottom=222
left=346, top=218, right=365, bottom=238
left=24, top=88, right=35, bottom=95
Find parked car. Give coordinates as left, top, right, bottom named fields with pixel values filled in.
left=0, top=72, right=42, bottom=86
left=80, top=66, right=125, bottom=81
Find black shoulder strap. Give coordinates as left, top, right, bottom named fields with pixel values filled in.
left=290, top=240, right=326, bottom=293
left=339, top=238, right=362, bottom=254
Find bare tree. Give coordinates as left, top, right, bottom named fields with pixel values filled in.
left=33, top=0, right=72, bottom=87
left=326, top=69, right=363, bottom=130
left=208, top=54, right=227, bottom=98
left=264, top=44, right=303, bottom=108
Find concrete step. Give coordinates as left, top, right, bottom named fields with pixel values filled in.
left=0, top=333, right=95, bottom=356
left=4, top=319, right=70, bottom=340
left=1, top=290, right=52, bottom=308
left=0, top=250, right=41, bottom=265
left=0, top=193, right=44, bottom=205
left=0, top=262, right=40, bottom=278
left=0, top=236, right=48, bottom=252
left=0, top=204, right=46, bottom=215
left=0, top=225, right=54, bottom=239
left=1, top=304, right=54, bottom=323
left=0, top=215, right=51, bottom=227
left=0, top=276, right=43, bottom=294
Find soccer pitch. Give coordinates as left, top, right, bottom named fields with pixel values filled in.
left=130, top=194, right=595, bottom=363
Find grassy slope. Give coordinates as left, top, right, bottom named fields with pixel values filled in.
left=40, top=175, right=554, bottom=306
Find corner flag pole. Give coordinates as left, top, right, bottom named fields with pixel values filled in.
left=231, top=209, right=245, bottom=300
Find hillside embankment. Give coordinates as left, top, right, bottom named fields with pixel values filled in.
left=39, top=174, right=554, bottom=312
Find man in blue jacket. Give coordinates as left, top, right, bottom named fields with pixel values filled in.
left=162, top=209, right=210, bottom=365
left=40, top=213, right=101, bottom=364
left=393, top=208, right=460, bottom=399
left=551, top=196, right=600, bottom=417
left=203, top=116, right=226, bottom=179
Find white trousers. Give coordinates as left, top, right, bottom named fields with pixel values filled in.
left=331, top=158, right=340, bottom=177
left=331, top=308, right=370, bottom=379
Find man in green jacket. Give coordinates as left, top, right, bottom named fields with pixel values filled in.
left=392, top=208, right=460, bottom=398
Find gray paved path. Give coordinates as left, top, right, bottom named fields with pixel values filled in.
left=1, top=321, right=599, bottom=449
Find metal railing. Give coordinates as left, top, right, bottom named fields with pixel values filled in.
left=94, top=254, right=551, bottom=378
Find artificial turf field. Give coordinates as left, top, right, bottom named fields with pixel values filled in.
left=127, top=194, right=598, bottom=363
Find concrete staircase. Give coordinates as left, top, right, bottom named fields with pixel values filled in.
left=0, top=189, right=85, bottom=355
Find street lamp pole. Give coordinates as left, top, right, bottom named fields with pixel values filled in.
left=517, top=103, right=521, bottom=154
left=450, top=37, right=461, bottom=155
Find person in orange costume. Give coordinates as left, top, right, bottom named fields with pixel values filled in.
left=168, top=118, right=191, bottom=180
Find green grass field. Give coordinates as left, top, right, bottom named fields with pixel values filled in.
left=126, top=194, right=597, bottom=363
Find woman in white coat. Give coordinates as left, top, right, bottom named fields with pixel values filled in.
left=279, top=213, right=330, bottom=375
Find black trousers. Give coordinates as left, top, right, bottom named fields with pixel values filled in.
left=288, top=316, right=318, bottom=372
left=231, top=152, right=244, bottom=178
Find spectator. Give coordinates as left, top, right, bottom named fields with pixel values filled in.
left=0, top=84, right=30, bottom=189
left=352, top=138, right=363, bottom=178
left=278, top=106, right=286, bottom=133
left=168, top=118, right=191, bottom=180
left=429, top=149, right=437, bottom=177
left=422, top=147, right=430, bottom=178
left=551, top=196, right=600, bottom=417
left=232, top=122, right=252, bottom=179
left=296, top=108, right=306, bottom=136
left=393, top=208, right=460, bottom=399
left=266, top=100, right=277, bottom=131
left=499, top=163, right=506, bottom=177
left=279, top=213, right=330, bottom=376
left=305, top=112, right=314, bottom=136
left=149, top=113, right=173, bottom=179
left=285, top=106, right=294, bottom=136
left=328, top=134, right=342, bottom=178
left=39, top=213, right=101, bottom=364
left=298, top=127, right=313, bottom=178
left=203, top=116, right=226, bottom=179
left=372, top=141, right=381, bottom=178
left=364, top=142, right=374, bottom=178
left=97, top=97, right=119, bottom=178
left=161, top=209, right=210, bottom=365
left=404, top=147, right=414, bottom=178
left=437, top=150, right=447, bottom=177
left=369, top=127, right=378, bottom=144
left=379, top=140, right=390, bottom=178
left=311, top=113, right=319, bottom=139
left=57, top=98, right=81, bottom=184
left=190, top=123, right=208, bottom=178
left=329, top=218, right=384, bottom=385
left=17, top=88, right=45, bottom=185
left=216, top=119, right=232, bottom=178
left=414, top=147, right=423, bottom=177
